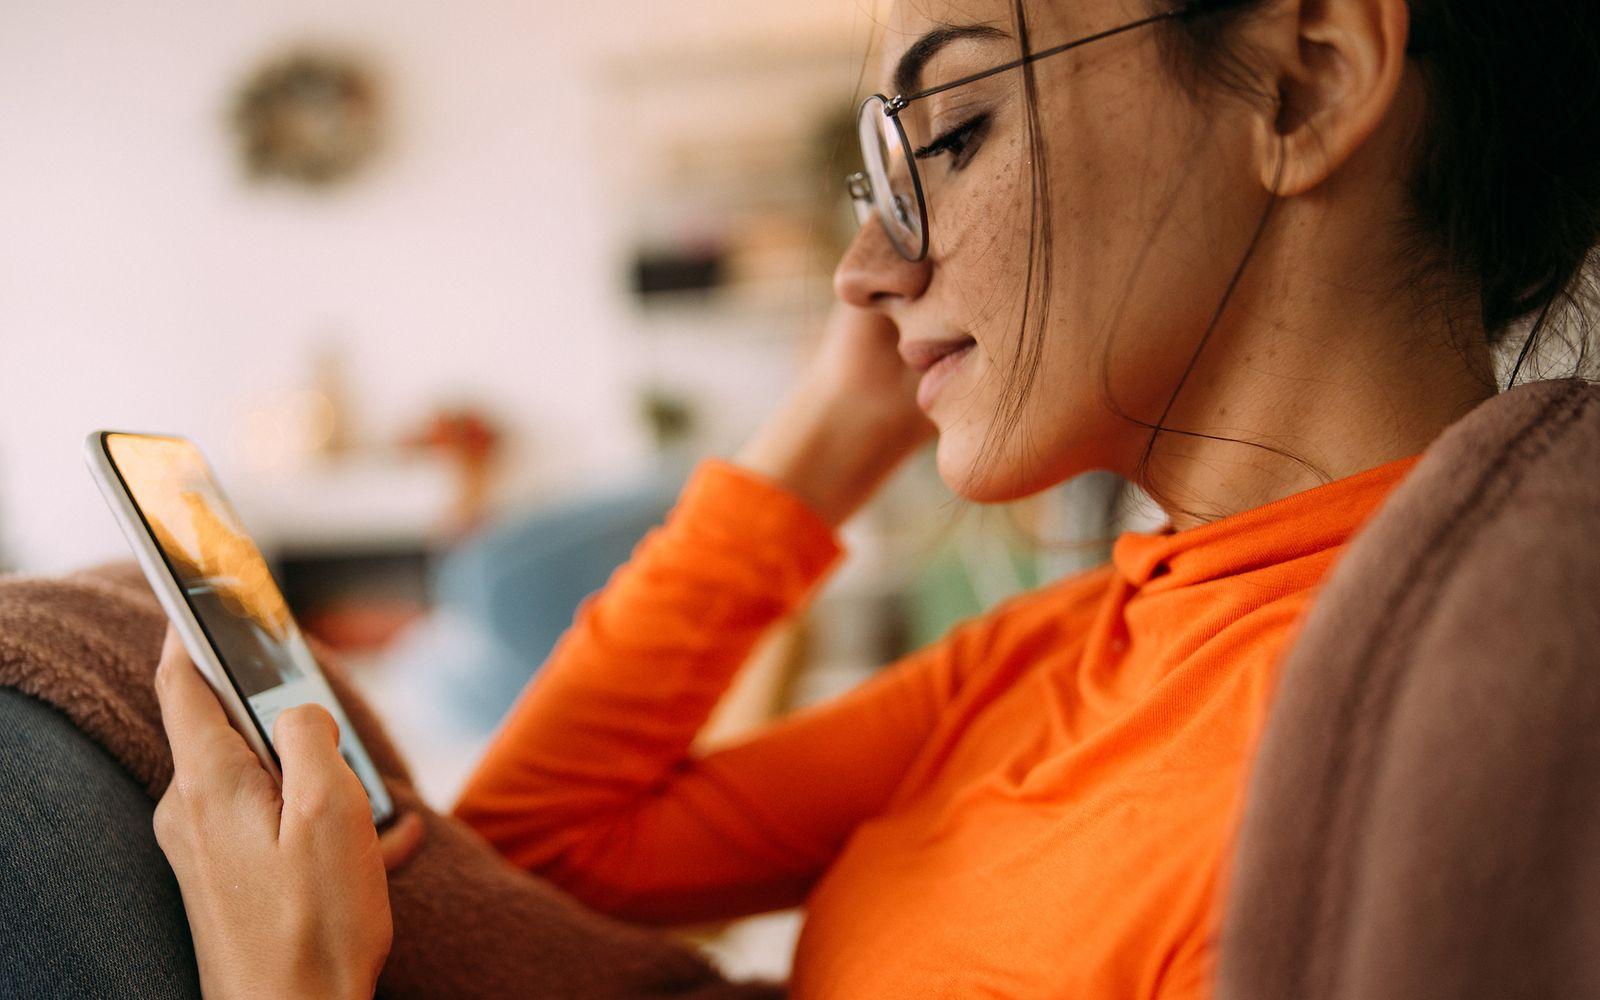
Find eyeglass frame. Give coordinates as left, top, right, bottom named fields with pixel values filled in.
left=846, top=0, right=1435, bottom=262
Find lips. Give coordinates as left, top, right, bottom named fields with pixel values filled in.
left=907, top=336, right=977, bottom=412
left=899, top=336, right=977, bottom=373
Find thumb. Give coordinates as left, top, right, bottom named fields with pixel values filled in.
left=273, top=704, right=361, bottom=818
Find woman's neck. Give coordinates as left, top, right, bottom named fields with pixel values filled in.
left=1139, top=237, right=1498, bottom=532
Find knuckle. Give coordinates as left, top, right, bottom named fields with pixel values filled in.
left=294, top=776, right=368, bottom=827
left=293, top=779, right=342, bottom=819
left=166, top=770, right=227, bottom=816
left=151, top=796, right=175, bottom=837
left=152, top=791, right=190, bottom=846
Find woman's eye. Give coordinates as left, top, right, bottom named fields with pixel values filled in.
left=912, top=114, right=989, bottom=171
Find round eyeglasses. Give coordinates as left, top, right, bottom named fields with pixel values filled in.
left=845, top=7, right=1195, bottom=263
left=844, top=1, right=1434, bottom=262
left=849, top=92, right=929, bottom=261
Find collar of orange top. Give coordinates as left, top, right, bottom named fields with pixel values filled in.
left=1110, top=451, right=1427, bottom=591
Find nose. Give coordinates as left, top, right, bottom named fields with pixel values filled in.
left=833, top=215, right=932, bottom=308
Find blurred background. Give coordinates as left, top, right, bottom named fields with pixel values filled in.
left=0, top=0, right=1157, bottom=980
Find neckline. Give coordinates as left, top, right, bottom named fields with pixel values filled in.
left=1110, top=451, right=1426, bottom=591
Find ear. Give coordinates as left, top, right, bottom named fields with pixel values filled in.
left=1248, top=0, right=1411, bottom=196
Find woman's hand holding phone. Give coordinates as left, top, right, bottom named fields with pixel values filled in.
left=151, top=626, right=424, bottom=999
left=735, top=299, right=934, bottom=526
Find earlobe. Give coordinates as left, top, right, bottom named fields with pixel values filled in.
left=1251, top=117, right=1290, bottom=196
left=1250, top=0, right=1411, bottom=197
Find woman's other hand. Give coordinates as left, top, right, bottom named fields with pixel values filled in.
left=736, top=299, right=934, bottom=525
left=151, top=626, right=422, bottom=999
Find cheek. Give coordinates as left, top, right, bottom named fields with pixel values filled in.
left=1023, top=66, right=1229, bottom=405
left=1048, top=92, right=1168, bottom=330
left=928, top=127, right=1032, bottom=331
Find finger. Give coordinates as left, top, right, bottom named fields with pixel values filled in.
left=379, top=811, right=426, bottom=872
left=273, top=704, right=364, bottom=821
left=155, top=624, right=252, bottom=777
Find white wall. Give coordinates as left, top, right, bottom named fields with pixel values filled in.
left=0, top=0, right=869, bottom=572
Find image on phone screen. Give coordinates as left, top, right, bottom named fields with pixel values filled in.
left=103, top=433, right=395, bottom=825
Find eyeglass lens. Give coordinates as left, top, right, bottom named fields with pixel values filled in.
left=857, top=95, right=926, bottom=260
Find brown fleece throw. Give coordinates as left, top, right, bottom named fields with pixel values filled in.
left=0, top=561, right=782, bottom=1000
left=1215, top=377, right=1600, bottom=1000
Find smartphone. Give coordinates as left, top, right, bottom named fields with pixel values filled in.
left=86, top=431, right=396, bottom=828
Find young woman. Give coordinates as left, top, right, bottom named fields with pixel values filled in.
left=151, top=0, right=1599, bottom=996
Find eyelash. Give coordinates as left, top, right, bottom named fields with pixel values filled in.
left=912, top=113, right=989, bottom=170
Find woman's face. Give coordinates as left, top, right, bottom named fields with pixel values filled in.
left=835, top=0, right=1269, bottom=502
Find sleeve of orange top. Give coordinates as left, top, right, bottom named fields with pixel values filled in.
left=449, top=457, right=970, bottom=925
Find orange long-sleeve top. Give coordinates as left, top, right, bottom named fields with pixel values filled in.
left=451, top=450, right=1423, bottom=998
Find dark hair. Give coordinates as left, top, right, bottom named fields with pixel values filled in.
left=976, top=0, right=1600, bottom=527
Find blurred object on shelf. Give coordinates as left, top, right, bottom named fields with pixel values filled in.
left=403, top=407, right=502, bottom=465
left=402, top=406, right=506, bottom=538
left=237, top=338, right=361, bottom=474
left=631, top=242, right=726, bottom=297
left=230, top=46, right=384, bottom=188
left=240, top=386, right=341, bottom=474
left=638, top=384, right=697, bottom=451
left=310, top=339, right=355, bottom=455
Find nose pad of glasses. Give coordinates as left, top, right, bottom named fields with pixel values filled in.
left=890, top=194, right=913, bottom=230
left=847, top=171, right=874, bottom=225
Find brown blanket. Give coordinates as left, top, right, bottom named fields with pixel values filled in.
left=1216, top=376, right=1600, bottom=1000
left=0, top=561, right=782, bottom=1000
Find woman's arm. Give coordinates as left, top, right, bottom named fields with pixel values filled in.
left=449, top=455, right=982, bottom=924
left=452, top=300, right=950, bottom=924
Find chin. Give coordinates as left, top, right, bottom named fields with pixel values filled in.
left=935, top=422, right=1100, bottom=504
left=933, top=429, right=1035, bottom=504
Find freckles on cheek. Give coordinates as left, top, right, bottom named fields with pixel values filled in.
left=937, top=158, right=1031, bottom=330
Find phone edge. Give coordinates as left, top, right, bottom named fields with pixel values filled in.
left=82, top=430, right=286, bottom=785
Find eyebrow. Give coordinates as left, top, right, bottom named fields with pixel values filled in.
left=892, top=24, right=1009, bottom=99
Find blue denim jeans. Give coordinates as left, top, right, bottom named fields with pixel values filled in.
left=0, top=687, right=200, bottom=998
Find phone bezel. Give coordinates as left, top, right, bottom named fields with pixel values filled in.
left=85, top=430, right=397, bottom=828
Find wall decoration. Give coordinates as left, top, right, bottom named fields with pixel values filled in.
left=230, top=48, right=383, bottom=187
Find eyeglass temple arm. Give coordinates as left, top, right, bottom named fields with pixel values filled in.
left=890, top=5, right=1200, bottom=110
left=889, top=0, right=1431, bottom=111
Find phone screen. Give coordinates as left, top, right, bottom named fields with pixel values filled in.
left=103, top=433, right=396, bottom=826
